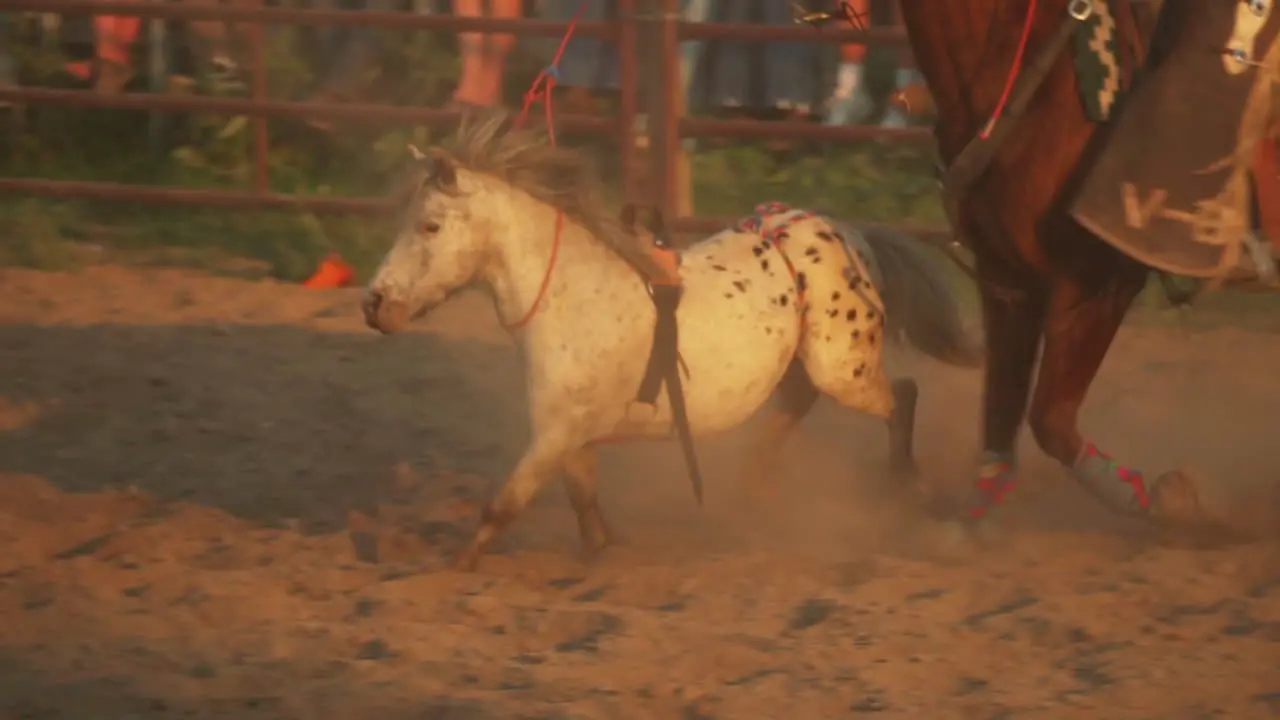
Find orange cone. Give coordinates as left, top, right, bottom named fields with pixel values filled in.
left=303, top=254, right=356, bottom=289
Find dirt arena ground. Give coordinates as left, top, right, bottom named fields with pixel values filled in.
left=1, top=265, right=1278, bottom=719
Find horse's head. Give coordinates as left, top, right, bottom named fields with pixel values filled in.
left=363, top=145, right=489, bottom=334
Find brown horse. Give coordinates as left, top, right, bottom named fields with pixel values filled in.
left=895, top=0, right=1209, bottom=529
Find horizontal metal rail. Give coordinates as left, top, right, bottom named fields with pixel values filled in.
left=0, top=4, right=947, bottom=245
left=0, top=88, right=934, bottom=141
left=0, top=176, right=949, bottom=241
left=1, top=1, right=908, bottom=43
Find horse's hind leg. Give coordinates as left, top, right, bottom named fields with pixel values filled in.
left=562, top=445, right=612, bottom=559
left=741, top=358, right=818, bottom=503
left=887, top=378, right=919, bottom=480
left=456, top=438, right=570, bottom=571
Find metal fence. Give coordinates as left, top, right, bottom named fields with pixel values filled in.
left=0, top=0, right=948, bottom=241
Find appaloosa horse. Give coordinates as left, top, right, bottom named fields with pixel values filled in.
left=897, top=0, right=1233, bottom=531
left=362, top=110, right=979, bottom=569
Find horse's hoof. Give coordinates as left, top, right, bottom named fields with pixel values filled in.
left=454, top=548, right=482, bottom=572
left=1148, top=469, right=1205, bottom=526
left=1149, top=469, right=1258, bottom=545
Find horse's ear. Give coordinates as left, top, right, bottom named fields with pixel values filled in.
left=429, top=153, right=458, bottom=193
left=406, top=143, right=427, bottom=162
left=644, top=205, right=668, bottom=239
left=620, top=203, right=639, bottom=231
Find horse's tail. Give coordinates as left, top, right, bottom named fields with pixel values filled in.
left=831, top=219, right=984, bottom=368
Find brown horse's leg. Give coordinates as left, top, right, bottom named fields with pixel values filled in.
left=968, top=274, right=1047, bottom=520
left=1028, top=264, right=1151, bottom=515
left=741, top=358, right=818, bottom=503
left=562, top=445, right=612, bottom=558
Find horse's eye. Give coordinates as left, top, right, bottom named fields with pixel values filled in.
left=1250, top=0, right=1269, bottom=16
left=420, top=220, right=440, bottom=234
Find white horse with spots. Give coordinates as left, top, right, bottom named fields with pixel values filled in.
left=363, top=111, right=981, bottom=570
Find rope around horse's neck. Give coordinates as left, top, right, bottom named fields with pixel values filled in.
left=503, top=0, right=588, bottom=333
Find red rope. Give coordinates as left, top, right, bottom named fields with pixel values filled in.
left=506, top=0, right=588, bottom=331
left=981, top=0, right=1039, bottom=139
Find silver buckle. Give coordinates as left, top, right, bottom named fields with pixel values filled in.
left=1069, top=0, right=1093, bottom=20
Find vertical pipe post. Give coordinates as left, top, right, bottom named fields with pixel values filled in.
left=146, top=2, right=168, bottom=154
left=250, top=21, right=269, bottom=194
left=654, top=0, right=681, bottom=223
left=616, top=0, right=639, bottom=206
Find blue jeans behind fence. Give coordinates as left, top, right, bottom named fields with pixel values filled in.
left=538, top=0, right=709, bottom=106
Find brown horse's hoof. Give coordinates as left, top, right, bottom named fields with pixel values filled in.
left=1149, top=470, right=1255, bottom=544
left=1148, top=469, right=1204, bottom=524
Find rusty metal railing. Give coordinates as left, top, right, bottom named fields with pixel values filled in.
left=0, top=1, right=947, bottom=242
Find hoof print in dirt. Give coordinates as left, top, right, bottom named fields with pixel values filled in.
left=787, top=598, right=839, bottom=632
left=421, top=699, right=492, bottom=720
left=188, top=661, right=218, bottom=679
left=547, top=576, right=585, bottom=590
left=349, top=597, right=381, bottom=620
left=849, top=693, right=889, bottom=713
left=954, top=676, right=989, bottom=696
left=553, top=612, right=623, bottom=654
left=572, top=585, right=609, bottom=603
left=959, top=595, right=1039, bottom=628
left=356, top=637, right=395, bottom=661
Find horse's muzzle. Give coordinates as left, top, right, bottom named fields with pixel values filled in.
left=362, top=290, right=410, bottom=334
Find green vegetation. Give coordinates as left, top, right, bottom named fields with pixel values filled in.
left=0, top=21, right=943, bottom=280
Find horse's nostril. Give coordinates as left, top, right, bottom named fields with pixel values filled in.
left=363, top=291, right=385, bottom=325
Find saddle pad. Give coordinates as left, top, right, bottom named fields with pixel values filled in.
left=1070, top=0, right=1280, bottom=277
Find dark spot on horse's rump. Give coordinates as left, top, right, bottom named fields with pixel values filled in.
left=824, top=334, right=831, bottom=342
left=868, top=330, right=878, bottom=345
left=854, top=365, right=864, bottom=378
left=827, top=308, right=839, bottom=318
left=867, top=309, right=877, bottom=321
left=732, top=280, right=749, bottom=293
left=724, top=293, right=734, bottom=299
left=778, top=294, right=789, bottom=307
left=764, top=327, right=773, bottom=335
left=816, top=231, right=836, bottom=242
left=848, top=278, right=861, bottom=291
left=852, top=329, right=861, bottom=340
left=809, top=256, right=822, bottom=264
left=796, top=273, right=808, bottom=293
left=752, top=245, right=765, bottom=258
left=846, top=309, right=858, bottom=321
left=831, top=291, right=841, bottom=301
left=803, top=246, right=820, bottom=257
left=760, top=259, right=770, bottom=271
left=712, top=264, right=728, bottom=271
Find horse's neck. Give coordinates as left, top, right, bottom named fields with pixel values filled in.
left=479, top=185, right=639, bottom=329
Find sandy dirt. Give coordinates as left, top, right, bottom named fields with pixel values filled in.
left=0, top=264, right=1278, bottom=719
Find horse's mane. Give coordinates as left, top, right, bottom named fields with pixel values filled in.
left=432, top=108, right=666, bottom=280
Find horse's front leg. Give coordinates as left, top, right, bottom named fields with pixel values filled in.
left=1028, top=266, right=1161, bottom=516
left=456, top=435, right=573, bottom=571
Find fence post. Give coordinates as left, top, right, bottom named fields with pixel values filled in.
left=650, top=0, right=680, bottom=223
left=146, top=2, right=168, bottom=154
left=616, top=0, right=639, bottom=206
left=249, top=22, right=269, bottom=194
